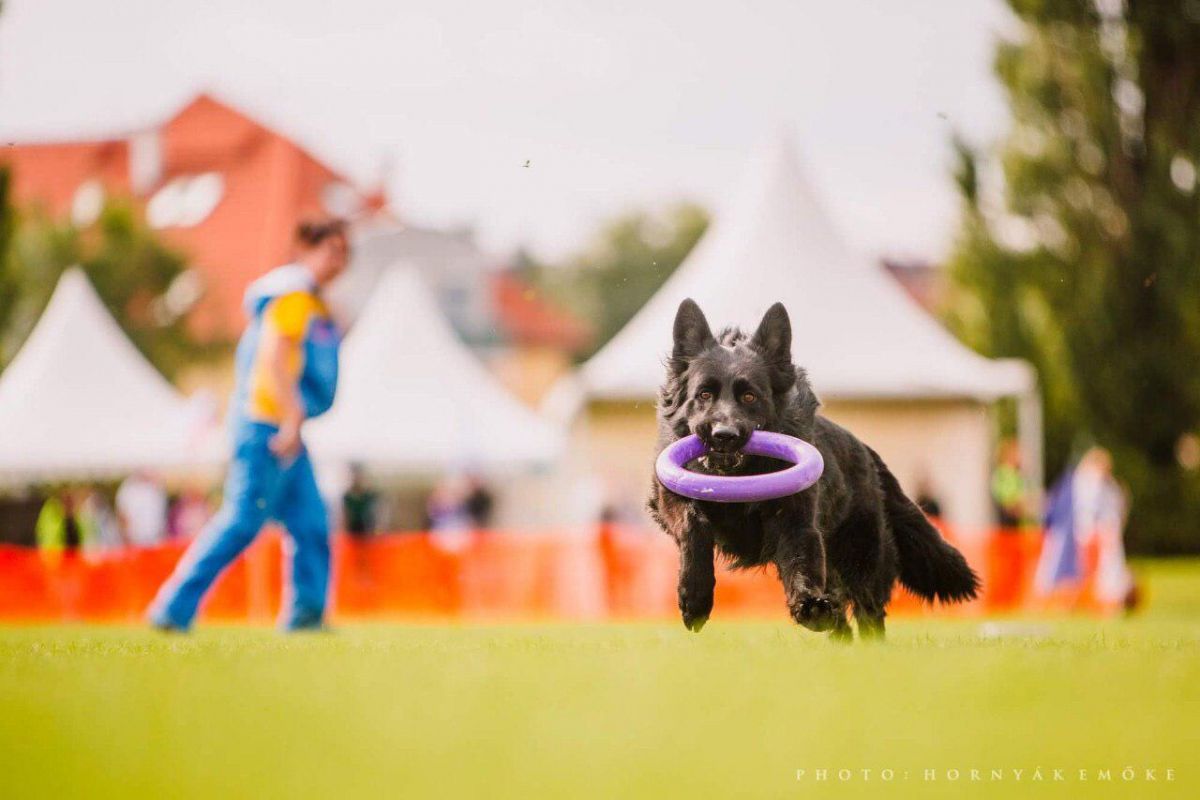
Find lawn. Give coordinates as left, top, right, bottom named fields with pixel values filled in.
left=1, top=560, right=1198, bottom=799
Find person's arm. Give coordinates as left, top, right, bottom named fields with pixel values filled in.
left=266, top=329, right=305, bottom=460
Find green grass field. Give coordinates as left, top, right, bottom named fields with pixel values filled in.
left=2, top=561, right=1198, bottom=799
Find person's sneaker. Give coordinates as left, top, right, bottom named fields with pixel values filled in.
left=284, top=610, right=330, bottom=633
left=150, top=618, right=187, bottom=634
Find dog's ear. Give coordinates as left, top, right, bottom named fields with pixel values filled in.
left=672, top=298, right=715, bottom=360
left=751, top=302, right=792, bottom=364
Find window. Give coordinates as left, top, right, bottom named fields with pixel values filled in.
left=70, top=179, right=105, bottom=227
left=321, top=181, right=362, bottom=217
left=147, top=172, right=225, bottom=228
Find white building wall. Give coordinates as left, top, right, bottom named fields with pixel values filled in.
left=821, top=398, right=994, bottom=537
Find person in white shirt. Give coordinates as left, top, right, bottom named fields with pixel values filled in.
left=1071, top=448, right=1133, bottom=608
left=115, top=471, right=168, bottom=547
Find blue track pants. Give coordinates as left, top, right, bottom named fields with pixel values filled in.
left=149, top=422, right=330, bottom=630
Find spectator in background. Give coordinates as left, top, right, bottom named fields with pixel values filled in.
left=991, top=438, right=1027, bottom=529
left=34, top=488, right=95, bottom=617
left=1074, top=448, right=1135, bottom=610
left=914, top=473, right=943, bottom=519
left=36, top=486, right=120, bottom=560
left=341, top=465, right=379, bottom=591
left=426, top=475, right=474, bottom=553
left=1035, top=446, right=1136, bottom=611
left=463, top=475, right=494, bottom=529
left=116, top=471, right=168, bottom=547
left=80, top=487, right=122, bottom=552
left=342, top=464, right=378, bottom=538
left=36, top=489, right=86, bottom=564
left=426, top=476, right=470, bottom=531
left=167, top=484, right=215, bottom=541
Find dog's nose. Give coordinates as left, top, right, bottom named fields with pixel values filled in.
left=710, top=424, right=740, bottom=448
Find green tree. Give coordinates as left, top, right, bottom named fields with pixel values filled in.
left=522, top=202, right=708, bottom=360
left=946, top=0, right=1200, bottom=552
left=1, top=199, right=221, bottom=379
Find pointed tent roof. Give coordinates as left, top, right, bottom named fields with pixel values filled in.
left=307, top=267, right=562, bottom=474
left=580, top=135, right=1032, bottom=402
left=0, top=269, right=213, bottom=481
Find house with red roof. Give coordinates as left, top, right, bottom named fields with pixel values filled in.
left=2, top=92, right=589, bottom=403
left=3, top=93, right=375, bottom=339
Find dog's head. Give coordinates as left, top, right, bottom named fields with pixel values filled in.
left=659, top=298, right=803, bottom=470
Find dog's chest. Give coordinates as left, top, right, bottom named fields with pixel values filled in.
left=705, top=503, right=771, bottom=566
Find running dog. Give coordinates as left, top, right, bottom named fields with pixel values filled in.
left=648, top=299, right=979, bottom=641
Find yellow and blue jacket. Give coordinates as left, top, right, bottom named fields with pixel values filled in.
left=231, top=264, right=340, bottom=428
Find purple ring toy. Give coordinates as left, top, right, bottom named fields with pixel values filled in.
left=655, top=431, right=824, bottom=503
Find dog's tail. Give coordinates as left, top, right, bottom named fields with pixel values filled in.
left=869, top=449, right=980, bottom=604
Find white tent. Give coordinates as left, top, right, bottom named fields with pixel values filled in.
left=581, top=134, right=1033, bottom=402
left=0, top=268, right=215, bottom=482
left=307, top=267, right=562, bottom=475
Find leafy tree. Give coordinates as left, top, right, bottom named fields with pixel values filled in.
left=521, top=202, right=708, bottom=360
left=946, top=0, right=1200, bottom=552
left=1, top=198, right=222, bottom=379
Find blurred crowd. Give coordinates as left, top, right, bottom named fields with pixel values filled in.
left=30, top=473, right=215, bottom=560
left=14, top=467, right=499, bottom=560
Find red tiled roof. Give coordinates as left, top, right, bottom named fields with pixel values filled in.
left=1, top=93, right=366, bottom=340
left=2, top=95, right=589, bottom=353
left=2, top=138, right=130, bottom=217
left=154, top=94, right=354, bottom=337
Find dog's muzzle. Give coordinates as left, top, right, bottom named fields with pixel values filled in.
left=700, top=424, right=748, bottom=473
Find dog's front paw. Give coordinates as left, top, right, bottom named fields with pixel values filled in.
left=788, top=592, right=839, bottom=632
left=678, top=583, right=713, bottom=633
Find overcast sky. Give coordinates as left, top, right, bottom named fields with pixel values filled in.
left=0, top=0, right=1015, bottom=261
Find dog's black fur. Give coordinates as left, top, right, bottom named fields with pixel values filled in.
left=648, top=299, right=979, bottom=641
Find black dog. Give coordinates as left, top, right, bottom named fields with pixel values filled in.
left=648, top=299, right=979, bottom=641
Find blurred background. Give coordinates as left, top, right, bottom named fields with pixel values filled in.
left=1, top=0, right=1197, bottom=622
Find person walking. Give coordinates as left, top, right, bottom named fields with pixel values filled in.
left=149, top=219, right=349, bottom=631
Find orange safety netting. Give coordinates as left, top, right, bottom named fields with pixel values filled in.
left=0, top=525, right=1052, bottom=623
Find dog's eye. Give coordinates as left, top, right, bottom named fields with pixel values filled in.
left=741, top=392, right=757, bottom=404
left=697, top=390, right=714, bottom=402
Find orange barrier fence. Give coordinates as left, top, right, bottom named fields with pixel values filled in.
left=0, top=525, right=1048, bottom=623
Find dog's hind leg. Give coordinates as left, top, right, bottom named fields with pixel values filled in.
left=852, top=603, right=886, bottom=641
left=826, top=501, right=893, bottom=643
left=848, top=562, right=890, bottom=641
left=829, top=614, right=854, bottom=644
